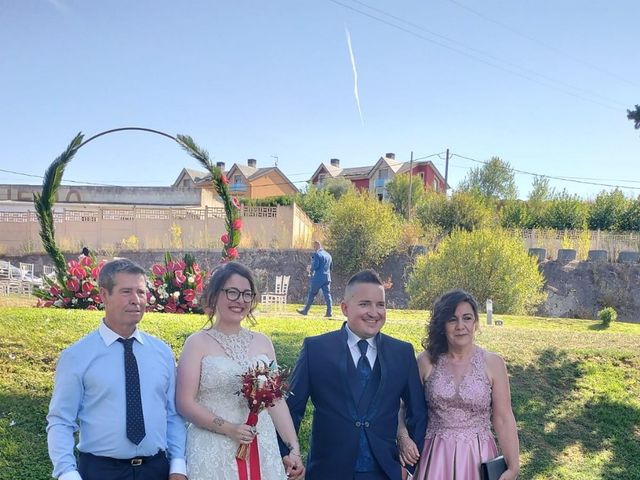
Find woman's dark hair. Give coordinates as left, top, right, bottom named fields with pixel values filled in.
left=421, top=289, right=479, bottom=363
left=201, top=262, right=258, bottom=327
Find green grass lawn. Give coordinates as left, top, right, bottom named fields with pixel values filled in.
left=1, top=303, right=639, bottom=479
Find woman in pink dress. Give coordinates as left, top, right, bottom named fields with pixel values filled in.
left=398, top=290, right=520, bottom=480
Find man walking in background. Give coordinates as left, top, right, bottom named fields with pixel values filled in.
left=297, top=240, right=332, bottom=317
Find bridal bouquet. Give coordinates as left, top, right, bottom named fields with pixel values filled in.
left=235, top=360, right=289, bottom=461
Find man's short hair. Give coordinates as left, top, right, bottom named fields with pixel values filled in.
left=98, top=258, right=146, bottom=294
left=345, top=269, right=383, bottom=296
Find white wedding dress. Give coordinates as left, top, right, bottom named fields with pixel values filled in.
left=186, top=329, right=287, bottom=480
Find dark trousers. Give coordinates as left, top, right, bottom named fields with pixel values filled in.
left=302, top=280, right=332, bottom=314
left=78, top=451, right=169, bottom=480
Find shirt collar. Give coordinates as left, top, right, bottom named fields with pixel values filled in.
left=345, top=323, right=377, bottom=351
left=99, top=319, right=144, bottom=346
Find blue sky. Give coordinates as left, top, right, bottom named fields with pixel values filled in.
left=1, top=0, right=638, bottom=199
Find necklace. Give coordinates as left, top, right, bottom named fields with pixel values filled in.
left=206, top=327, right=253, bottom=368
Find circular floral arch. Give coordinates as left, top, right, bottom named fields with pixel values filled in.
left=35, top=127, right=241, bottom=286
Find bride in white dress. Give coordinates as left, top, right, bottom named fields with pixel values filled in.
left=177, top=263, right=305, bottom=480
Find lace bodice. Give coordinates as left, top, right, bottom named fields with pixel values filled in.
left=425, top=347, right=494, bottom=441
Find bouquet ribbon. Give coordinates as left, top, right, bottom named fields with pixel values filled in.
left=236, top=412, right=261, bottom=480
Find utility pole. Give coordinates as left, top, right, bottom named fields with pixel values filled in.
left=407, top=151, right=414, bottom=219
left=444, top=148, right=450, bottom=194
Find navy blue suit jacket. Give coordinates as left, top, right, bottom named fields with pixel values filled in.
left=310, top=248, right=332, bottom=285
left=283, top=324, right=427, bottom=480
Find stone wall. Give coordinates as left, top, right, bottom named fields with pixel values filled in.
left=5, top=250, right=640, bottom=323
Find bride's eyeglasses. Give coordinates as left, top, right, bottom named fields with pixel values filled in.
left=222, top=288, right=256, bottom=303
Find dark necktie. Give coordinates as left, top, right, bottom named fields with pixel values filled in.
left=357, top=339, right=372, bottom=381
left=118, top=338, right=146, bottom=445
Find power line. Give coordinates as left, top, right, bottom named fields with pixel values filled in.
left=444, top=0, right=640, bottom=89
left=328, top=0, right=625, bottom=110
left=0, top=168, right=117, bottom=187
left=450, top=153, right=640, bottom=191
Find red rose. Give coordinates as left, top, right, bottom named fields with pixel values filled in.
left=82, top=282, right=94, bottom=294
left=50, top=285, right=61, bottom=296
left=227, top=247, right=238, bottom=258
left=232, top=197, right=241, bottom=209
left=221, top=174, right=230, bottom=185
left=232, top=219, right=243, bottom=230
left=220, top=233, right=229, bottom=244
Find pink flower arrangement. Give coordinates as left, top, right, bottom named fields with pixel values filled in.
left=147, top=252, right=208, bottom=314
left=35, top=256, right=106, bottom=309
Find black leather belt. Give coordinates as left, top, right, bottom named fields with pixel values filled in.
left=80, top=450, right=165, bottom=466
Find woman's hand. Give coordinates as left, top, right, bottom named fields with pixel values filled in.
left=498, top=468, right=519, bottom=480
left=397, top=434, right=420, bottom=467
left=227, top=423, right=257, bottom=445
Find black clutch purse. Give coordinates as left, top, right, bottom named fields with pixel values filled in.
left=480, top=455, right=507, bottom=480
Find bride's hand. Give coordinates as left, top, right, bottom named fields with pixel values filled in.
left=228, top=423, right=257, bottom=444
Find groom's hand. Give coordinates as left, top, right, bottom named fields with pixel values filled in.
left=282, top=454, right=305, bottom=480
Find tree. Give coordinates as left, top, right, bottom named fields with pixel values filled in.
left=325, top=190, right=400, bottom=274
left=319, top=176, right=353, bottom=200
left=296, top=185, right=335, bottom=223
left=588, top=189, right=629, bottom=231
left=543, top=190, right=589, bottom=230
left=458, top=156, right=518, bottom=201
left=500, top=200, right=531, bottom=228
left=406, top=228, right=546, bottom=315
left=628, top=105, right=640, bottom=130
left=527, top=176, right=554, bottom=227
left=619, top=195, right=640, bottom=231
left=385, top=173, right=426, bottom=218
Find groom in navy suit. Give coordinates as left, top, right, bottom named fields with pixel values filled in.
left=282, top=269, right=427, bottom=480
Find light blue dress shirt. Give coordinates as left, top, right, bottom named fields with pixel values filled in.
left=46, top=320, right=187, bottom=479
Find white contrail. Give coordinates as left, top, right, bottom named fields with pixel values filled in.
left=345, top=27, right=364, bottom=127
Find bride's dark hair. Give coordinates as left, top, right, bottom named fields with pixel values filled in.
left=201, top=262, right=258, bottom=327
left=422, top=290, right=479, bottom=363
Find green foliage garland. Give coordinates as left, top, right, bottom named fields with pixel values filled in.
left=35, top=129, right=240, bottom=293
left=33, top=133, right=84, bottom=286
left=177, top=134, right=241, bottom=261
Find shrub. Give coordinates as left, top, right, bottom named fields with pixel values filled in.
left=588, top=189, right=628, bottom=231
left=500, top=199, right=531, bottom=228
left=326, top=190, right=401, bottom=274
left=543, top=190, right=589, bottom=230
left=407, top=228, right=546, bottom=315
left=598, top=307, right=617, bottom=327
left=296, top=185, right=336, bottom=223
left=416, top=190, right=495, bottom=234
left=243, top=195, right=295, bottom=207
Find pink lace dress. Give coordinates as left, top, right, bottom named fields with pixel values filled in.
left=414, top=347, right=498, bottom=480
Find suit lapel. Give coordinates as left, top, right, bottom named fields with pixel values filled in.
left=338, top=324, right=359, bottom=417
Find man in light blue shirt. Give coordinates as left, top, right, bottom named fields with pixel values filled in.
left=46, top=259, right=187, bottom=480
